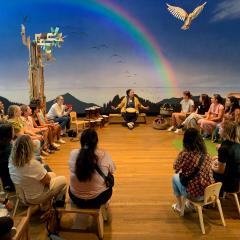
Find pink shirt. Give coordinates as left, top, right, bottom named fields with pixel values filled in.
left=68, top=149, right=116, bottom=199
left=209, top=103, right=224, bottom=122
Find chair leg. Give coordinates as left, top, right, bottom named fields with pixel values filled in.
left=216, top=199, right=226, bottom=226
left=180, top=197, right=186, bottom=216
left=12, top=198, right=19, bottom=218
left=101, top=205, right=108, bottom=221
left=197, top=206, right=205, bottom=234
left=222, top=192, right=227, bottom=199
left=232, top=193, right=240, bottom=218
left=96, top=211, right=104, bottom=239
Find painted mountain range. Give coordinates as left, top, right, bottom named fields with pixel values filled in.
left=1, top=93, right=201, bottom=116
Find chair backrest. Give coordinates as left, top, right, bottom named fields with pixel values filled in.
left=70, top=112, right=77, bottom=123
left=14, top=183, right=28, bottom=206
left=204, top=182, right=222, bottom=205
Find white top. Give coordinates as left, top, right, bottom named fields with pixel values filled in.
left=47, top=103, right=67, bottom=120
left=69, top=149, right=116, bottom=199
left=21, top=116, right=34, bottom=131
left=9, top=158, right=47, bottom=200
left=180, top=99, right=194, bottom=113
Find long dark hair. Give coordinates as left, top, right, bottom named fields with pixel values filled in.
left=213, top=94, right=223, bottom=105
left=75, top=129, right=99, bottom=181
left=183, top=128, right=207, bottom=154
left=201, top=94, right=210, bottom=109
left=126, top=89, right=132, bottom=96
left=225, top=96, right=240, bottom=114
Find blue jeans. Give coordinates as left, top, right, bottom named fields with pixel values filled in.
left=172, top=174, right=187, bottom=197
left=54, top=116, right=70, bottom=130
left=172, top=174, right=204, bottom=201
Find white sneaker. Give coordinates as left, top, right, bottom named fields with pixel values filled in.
left=57, top=138, right=66, bottom=144
left=167, top=126, right=175, bottom=131
left=52, top=142, right=60, bottom=148
left=127, top=122, right=133, bottom=129
left=174, top=129, right=183, bottom=134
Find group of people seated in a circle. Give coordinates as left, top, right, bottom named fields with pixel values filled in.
left=0, top=95, right=116, bottom=239
left=167, top=91, right=240, bottom=142
left=172, top=121, right=240, bottom=216
left=0, top=121, right=115, bottom=238
left=0, top=89, right=239, bottom=237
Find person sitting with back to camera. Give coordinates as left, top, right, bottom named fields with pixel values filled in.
left=212, top=121, right=240, bottom=194
left=111, top=89, right=149, bottom=129
left=47, top=95, right=72, bottom=136
left=9, top=135, right=67, bottom=210
left=0, top=122, right=15, bottom=192
left=172, top=128, right=214, bottom=216
left=0, top=217, right=16, bottom=240
left=68, top=128, right=116, bottom=208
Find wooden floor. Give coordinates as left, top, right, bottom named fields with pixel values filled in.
left=28, top=117, right=240, bottom=240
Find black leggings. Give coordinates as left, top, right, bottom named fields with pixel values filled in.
left=69, top=187, right=112, bottom=208
left=122, top=112, right=138, bottom=123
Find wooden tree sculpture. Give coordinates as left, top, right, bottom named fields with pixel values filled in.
left=21, top=25, right=64, bottom=109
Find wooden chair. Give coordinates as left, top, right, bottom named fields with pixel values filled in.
left=56, top=201, right=108, bottom=239
left=70, top=111, right=87, bottom=132
left=187, top=182, right=226, bottom=234
left=12, top=184, right=39, bottom=218
left=13, top=207, right=32, bottom=240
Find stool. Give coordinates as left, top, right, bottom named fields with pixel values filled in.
left=56, top=202, right=108, bottom=239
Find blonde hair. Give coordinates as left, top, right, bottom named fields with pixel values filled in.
left=222, top=121, right=240, bottom=143
left=11, top=135, right=34, bottom=167
left=20, top=105, right=29, bottom=115
left=8, top=105, right=20, bottom=119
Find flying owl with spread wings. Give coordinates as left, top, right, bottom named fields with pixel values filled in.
left=166, top=2, right=207, bottom=30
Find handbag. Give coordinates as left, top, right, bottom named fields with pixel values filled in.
left=95, top=165, right=114, bottom=188
left=179, top=154, right=205, bottom=187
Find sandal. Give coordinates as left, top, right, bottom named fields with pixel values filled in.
left=172, top=203, right=184, bottom=216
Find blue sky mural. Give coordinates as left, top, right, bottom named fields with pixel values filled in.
left=0, top=0, right=239, bottom=105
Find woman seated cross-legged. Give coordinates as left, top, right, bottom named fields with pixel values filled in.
left=68, top=129, right=116, bottom=208
left=9, top=135, right=67, bottom=210
left=172, top=128, right=214, bottom=216
left=111, top=89, right=149, bottom=129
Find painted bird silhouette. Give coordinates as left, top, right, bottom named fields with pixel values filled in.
left=166, top=2, right=207, bottom=30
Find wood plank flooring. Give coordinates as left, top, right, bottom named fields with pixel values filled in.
left=28, top=118, right=240, bottom=240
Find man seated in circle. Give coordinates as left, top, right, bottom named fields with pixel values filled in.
left=111, top=89, right=149, bottom=129
left=47, top=95, right=72, bottom=136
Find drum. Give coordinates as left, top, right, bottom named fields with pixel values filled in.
left=126, top=107, right=137, bottom=113
left=102, top=115, right=109, bottom=125
left=89, top=107, right=96, bottom=119
left=95, top=106, right=101, bottom=118
left=85, top=108, right=91, bottom=119
left=89, top=120, right=96, bottom=128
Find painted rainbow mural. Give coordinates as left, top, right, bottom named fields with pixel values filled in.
left=62, top=0, right=179, bottom=96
